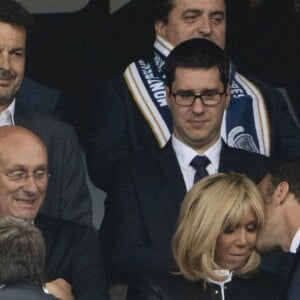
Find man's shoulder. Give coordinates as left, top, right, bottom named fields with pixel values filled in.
left=223, top=144, right=270, bottom=161
left=17, top=77, right=60, bottom=99
left=16, top=77, right=62, bottom=116
left=221, top=144, right=271, bottom=183
left=35, top=213, right=93, bottom=236
left=117, top=143, right=174, bottom=171
left=237, top=72, right=281, bottom=98
left=15, top=104, right=73, bottom=134
left=222, top=144, right=271, bottom=170
left=93, top=75, right=131, bottom=99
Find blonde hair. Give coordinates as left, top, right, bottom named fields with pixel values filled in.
left=173, top=172, right=264, bottom=282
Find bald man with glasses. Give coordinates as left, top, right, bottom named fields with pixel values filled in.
left=0, top=125, right=109, bottom=300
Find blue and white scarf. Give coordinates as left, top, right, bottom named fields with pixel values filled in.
left=124, top=35, right=270, bottom=155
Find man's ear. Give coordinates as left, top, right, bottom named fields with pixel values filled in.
left=155, top=20, right=167, bottom=38
left=273, top=181, right=290, bottom=206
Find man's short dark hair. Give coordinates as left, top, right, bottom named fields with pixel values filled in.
left=0, top=0, right=33, bottom=35
left=0, top=217, right=46, bottom=287
left=153, top=0, right=173, bottom=23
left=153, top=0, right=227, bottom=23
left=268, top=157, right=300, bottom=199
left=164, top=38, right=230, bottom=90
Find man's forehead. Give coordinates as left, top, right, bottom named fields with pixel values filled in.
left=171, top=0, right=226, bottom=11
left=173, top=67, right=222, bottom=85
left=0, top=135, right=47, bottom=168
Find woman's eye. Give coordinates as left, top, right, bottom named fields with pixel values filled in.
left=246, top=223, right=258, bottom=233
left=223, top=226, right=235, bottom=234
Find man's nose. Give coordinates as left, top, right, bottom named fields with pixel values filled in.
left=0, top=52, right=11, bottom=70
left=191, top=97, right=205, bottom=113
left=196, top=16, right=212, bottom=36
left=22, top=176, right=39, bottom=193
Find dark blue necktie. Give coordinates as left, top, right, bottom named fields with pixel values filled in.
left=190, top=155, right=210, bottom=184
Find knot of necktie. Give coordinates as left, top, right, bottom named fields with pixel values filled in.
left=190, top=155, right=210, bottom=184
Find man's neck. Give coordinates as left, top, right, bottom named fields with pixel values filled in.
left=0, top=104, right=9, bottom=115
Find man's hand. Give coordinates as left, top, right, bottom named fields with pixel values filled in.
left=45, top=278, right=74, bottom=300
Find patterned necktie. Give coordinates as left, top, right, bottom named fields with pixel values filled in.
left=190, top=155, right=210, bottom=184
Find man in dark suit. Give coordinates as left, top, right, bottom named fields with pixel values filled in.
left=101, top=39, right=272, bottom=292
left=257, top=157, right=300, bottom=300
left=0, top=125, right=109, bottom=300
left=85, top=0, right=300, bottom=192
left=0, top=0, right=92, bottom=224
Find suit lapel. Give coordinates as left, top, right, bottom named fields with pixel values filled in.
left=14, top=103, right=33, bottom=128
left=218, top=141, right=237, bottom=172
left=158, top=141, right=187, bottom=209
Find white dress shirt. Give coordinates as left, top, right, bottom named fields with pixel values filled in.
left=290, top=228, right=300, bottom=253
left=0, top=99, right=15, bottom=126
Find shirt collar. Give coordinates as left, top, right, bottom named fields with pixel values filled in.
left=172, top=134, right=222, bottom=172
left=290, top=228, right=300, bottom=253
left=0, top=99, right=15, bottom=126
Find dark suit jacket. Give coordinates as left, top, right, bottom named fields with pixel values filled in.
left=138, top=271, right=281, bottom=300
left=14, top=104, right=92, bottom=224
left=101, top=141, right=271, bottom=278
left=284, top=252, right=300, bottom=300
left=16, top=77, right=63, bottom=118
left=35, top=213, right=109, bottom=300
left=0, top=283, right=58, bottom=300
left=85, top=75, right=300, bottom=191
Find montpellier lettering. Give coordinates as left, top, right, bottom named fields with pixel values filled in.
left=140, top=61, right=167, bottom=107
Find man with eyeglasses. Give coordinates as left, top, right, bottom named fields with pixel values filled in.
left=0, top=125, right=109, bottom=300
left=100, top=38, right=272, bottom=296
left=86, top=0, right=300, bottom=192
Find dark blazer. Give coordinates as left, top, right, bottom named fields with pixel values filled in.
left=138, top=271, right=282, bottom=300
left=35, top=213, right=110, bottom=300
left=14, top=104, right=92, bottom=225
left=85, top=75, right=300, bottom=191
left=285, top=252, right=300, bottom=300
left=16, top=77, right=63, bottom=118
left=101, top=141, right=271, bottom=277
left=0, top=283, right=58, bottom=300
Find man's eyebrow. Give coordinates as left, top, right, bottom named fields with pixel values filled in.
left=5, top=165, right=26, bottom=171
left=182, top=9, right=203, bottom=15
left=5, top=164, right=47, bottom=171
left=10, top=47, right=25, bottom=53
left=201, top=88, right=220, bottom=93
left=210, top=10, right=226, bottom=17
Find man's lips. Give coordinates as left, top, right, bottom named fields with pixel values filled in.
left=15, top=198, right=36, bottom=204
left=0, top=79, right=12, bottom=86
left=188, top=119, right=208, bottom=126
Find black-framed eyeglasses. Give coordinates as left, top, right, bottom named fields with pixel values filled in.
left=171, top=90, right=226, bottom=107
left=0, top=169, right=50, bottom=183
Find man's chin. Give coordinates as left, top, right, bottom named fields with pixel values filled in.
left=12, top=210, right=37, bottom=221
left=256, top=240, right=276, bottom=253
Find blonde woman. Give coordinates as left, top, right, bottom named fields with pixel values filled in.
left=139, top=173, right=282, bottom=300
